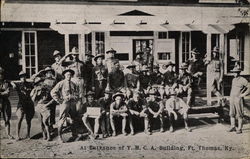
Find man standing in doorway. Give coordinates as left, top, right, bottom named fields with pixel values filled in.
left=142, top=47, right=154, bottom=72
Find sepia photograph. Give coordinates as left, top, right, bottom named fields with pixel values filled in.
left=0, top=0, right=250, bottom=158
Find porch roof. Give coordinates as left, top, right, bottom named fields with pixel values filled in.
left=49, top=23, right=235, bottom=34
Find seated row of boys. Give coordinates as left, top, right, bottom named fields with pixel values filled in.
left=80, top=87, right=191, bottom=139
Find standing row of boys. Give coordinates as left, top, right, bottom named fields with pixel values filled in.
left=0, top=46, right=249, bottom=143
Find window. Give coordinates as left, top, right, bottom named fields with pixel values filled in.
left=23, top=31, right=38, bottom=78
left=158, top=52, right=171, bottom=60
left=211, top=34, right=220, bottom=49
left=181, top=32, right=191, bottom=62
left=228, top=33, right=244, bottom=72
left=158, top=32, right=168, bottom=39
left=85, top=33, right=92, bottom=53
left=115, top=53, right=129, bottom=61
left=95, top=32, right=105, bottom=54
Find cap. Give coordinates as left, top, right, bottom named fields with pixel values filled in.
left=53, top=50, right=62, bottom=57
left=94, top=54, right=105, bottom=61
left=106, top=48, right=117, bottom=54
left=62, top=69, right=75, bottom=76
left=112, top=92, right=125, bottom=100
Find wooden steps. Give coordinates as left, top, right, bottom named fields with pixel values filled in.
left=188, top=113, right=220, bottom=119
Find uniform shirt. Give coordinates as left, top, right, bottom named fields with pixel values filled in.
left=207, top=59, right=221, bottom=74
left=178, top=72, right=193, bottom=86
left=108, top=70, right=124, bottom=91
left=187, top=59, right=203, bottom=75
left=230, top=76, right=249, bottom=97
left=139, top=73, right=151, bottom=89
left=110, top=101, right=127, bottom=113
left=14, top=81, right=33, bottom=107
left=133, top=58, right=144, bottom=72
left=127, top=98, right=146, bottom=112
left=43, top=77, right=57, bottom=101
left=98, top=97, right=112, bottom=112
left=105, top=58, right=119, bottom=73
left=150, top=71, right=164, bottom=85
left=50, top=79, right=79, bottom=103
left=67, top=61, right=86, bottom=78
left=31, top=85, right=50, bottom=104
left=51, top=62, right=64, bottom=81
left=0, top=80, right=10, bottom=99
left=92, top=64, right=108, bottom=85
left=43, top=77, right=56, bottom=90
left=141, top=53, right=153, bottom=66
left=124, top=73, right=140, bottom=89
left=146, top=99, right=161, bottom=112
left=85, top=61, right=94, bottom=86
left=165, top=97, right=189, bottom=110
left=163, top=71, right=177, bottom=86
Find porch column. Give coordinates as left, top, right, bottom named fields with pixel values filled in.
left=153, top=31, right=158, bottom=64
left=219, top=33, right=225, bottom=96
left=78, top=34, right=85, bottom=61
left=64, top=34, right=70, bottom=54
left=206, top=33, right=212, bottom=106
left=91, top=32, right=96, bottom=56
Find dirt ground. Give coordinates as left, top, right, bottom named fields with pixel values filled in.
left=1, top=99, right=250, bottom=159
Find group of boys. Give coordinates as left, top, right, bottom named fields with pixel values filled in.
left=0, top=46, right=249, bottom=143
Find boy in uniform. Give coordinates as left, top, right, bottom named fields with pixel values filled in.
left=164, top=90, right=191, bottom=132
left=133, top=51, right=144, bottom=73
left=50, top=69, right=79, bottom=142
left=85, top=51, right=95, bottom=92
left=51, top=50, right=65, bottom=82
left=146, top=89, right=165, bottom=133
left=124, top=63, right=140, bottom=99
left=163, top=61, right=177, bottom=96
left=40, top=67, right=57, bottom=131
left=30, top=77, right=52, bottom=141
left=228, top=66, right=249, bottom=134
left=92, top=54, right=108, bottom=98
left=139, top=65, right=151, bottom=95
left=98, top=90, right=113, bottom=138
left=105, top=48, right=119, bottom=73
left=82, top=91, right=101, bottom=139
left=187, top=48, right=203, bottom=88
left=142, top=47, right=154, bottom=71
left=0, top=68, right=14, bottom=139
left=205, top=46, right=224, bottom=105
left=110, top=92, right=130, bottom=136
left=11, top=71, right=34, bottom=140
left=127, top=91, right=150, bottom=135
left=177, top=63, right=193, bottom=106
left=108, top=61, right=124, bottom=92
left=62, top=47, right=86, bottom=103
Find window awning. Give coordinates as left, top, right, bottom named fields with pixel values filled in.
left=50, top=23, right=235, bottom=34
left=161, top=24, right=193, bottom=31
left=186, top=24, right=235, bottom=34
left=83, top=24, right=167, bottom=31
left=50, top=23, right=91, bottom=34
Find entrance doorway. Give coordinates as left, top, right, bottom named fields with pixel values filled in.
left=0, top=31, right=22, bottom=80
left=132, top=39, right=153, bottom=60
